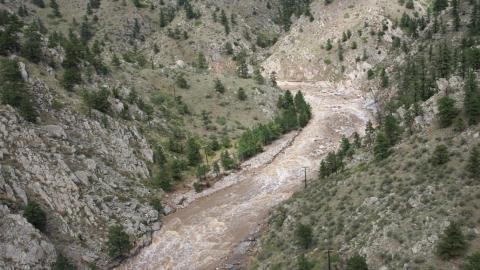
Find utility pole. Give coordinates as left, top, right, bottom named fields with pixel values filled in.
left=302, top=167, right=308, bottom=189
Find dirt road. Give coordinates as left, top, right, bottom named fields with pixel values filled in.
left=117, top=81, right=372, bottom=270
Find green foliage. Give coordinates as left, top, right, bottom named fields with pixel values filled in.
left=467, top=145, right=480, bottom=179
left=150, top=198, right=163, bottom=214
left=253, top=69, right=265, bottom=85
left=256, top=32, right=278, bottom=48
left=380, top=68, right=389, bottom=88
left=432, top=0, right=448, bottom=13
left=0, top=59, right=38, bottom=122
left=214, top=79, right=225, bottom=93
left=346, top=255, right=368, bottom=270
left=431, top=144, right=449, bottom=165
left=237, top=87, right=247, bottom=101
left=0, top=11, right=22, bottom=55
left=463, top=252, right=480, bottom=270
left=437, top=96, right=458, bottom=127
left=277, top=0, right=313, bottom=31
left=106, top=225, right=132, bottom=258
left=295, top=223, right=313, bottom=249
left=374, top=132, right=391, bottom=160
left=186, top=137, right=202, bottom=166
left=220, top=10, right=230, bottom=35
left=82, top=89, right=110, bottom=114
left=221, top=150, right=236, bottom=170
left=297, top=254, right=314, bottom=270
left=32, top=0, right=46, bottom=8
left=383, top=114, right=401, bottom=146
left=176, top=73, right=189, bottom=89
left=464, top=71, right=480, bottom=125
left=436, top=222, right=468, bottom=260
left=24, top=201, right=47, bottom=232
left=325, top=39, right=333, bottom=51
left=196, top=52, right=208, bottom=70
left=22, top=24, right=43, bottom=63
left=319, top=151, right=344, bottom=178
left=52, top=254, right=76, bottom=270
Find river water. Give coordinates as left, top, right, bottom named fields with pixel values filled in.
left=117, top=81, right=372, bottom=270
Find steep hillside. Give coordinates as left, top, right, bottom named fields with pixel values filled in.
left=252, top=0, right=480, bottom=269
left=0, top=0, right=292, bottom=268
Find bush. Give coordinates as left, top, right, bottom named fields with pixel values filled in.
left=237, top=87, right=247, bottom=100
left=437, top=222, right=467, bottom=260
left=431, top=144, right=449, bottom=165
left=297, top=254, right=314, bottom=270
left=52, top=254, right=76, bottom=270
left=0, top=59, right=38, bottom=122
left=82, top=89, right=111, bottom=114
left=437, top=96, right=458, bottom=127
left=106, top=225, right=132, bottom=258
left=467, top=146, right=480, bottom=179
left=346, top=254, right=368, bottom=270
left=24, top=201, right=47, bottom=232
left=464, top=252, right=480, bottom=270
left=295, top=223, right=313, bottom=249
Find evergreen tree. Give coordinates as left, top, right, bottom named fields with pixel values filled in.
left=297, top=254, right=314, bottom=270
left=220, top=10, right=230, bottom=35
left=338, top=136, right=352, bottom=158
left=32, top=0, right=46, bottom=8
left=22, top=25, right=43, bottom=63
left=452, top=0, right=460, bottom=31
left=52, top=254, right=76, bottom=270
left=253, top=68, right=265, bottom=84
left=176, top=73, right=189, bottom=89
left=383, top=114, right=401, bottom=146
left=467, top=145, right=480, bottom=179
left=380, top=68, right=389, bottom=88
left=431, top=144, right=449, bottom=165
left=464, top=252, right=480, bottom=270
left=224, top=42, right=233, bottom=55
left=437, top=96, right=458, bottom=127
left=325, top=39, right=332, bottom=51
left=346, top=255, right=369, bottom=270
left=464, top=71, right=480, bottom=125
left=364, top=120, right=375, bottom=146
left=237, top=87, right=247, bottom=100
left=374, top=132, right=391, bottom=160
left=186, top=137, right=202, bottom=166
left=106, top=225, right=132, bottom=258
left=270, top=72, right=277, bottom=87
left=436, top=222, right=467, bottom=260
left=295, top=223, right=313, bottom=249
left=197, top=52, right=208, bottom=70
left=214, top=78, right=225, bottom=94
left=221, top=150, right=236, bottom=170
left=50, top=0, right=61, bottom=17
left=24, top=201, right=47, bottom=232
left=433, top=0, right=448, bottom=14
left=236, top=59, right=249, bottom=78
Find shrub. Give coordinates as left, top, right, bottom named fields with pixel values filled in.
left=82, top=89, right=110, bottom=114
left=0, top=59, right=38, bottom=122
left=437, top=96, right=458, bottom=127
left=436, top=222, right=467, bottom=260
left=295, top=223, right=313, bottom=249
left=52, top=254, right=76, bottom=270
left=297, top=254, right=314, bottom=270
left=24, top=201, right=47, bottom=232
left=346, top=254, right=369, bottom=270
left=106, top=225, right=132, bottom=258
left=464, top=252, right=480, bottom=270
left=176, top=73, right=189, bottom=89
left=431, top=144, right=449, bottom=165
left=467, top=145, right=480, bottom=179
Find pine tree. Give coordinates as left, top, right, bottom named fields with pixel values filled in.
left=374, top=132, right=391, bottom=160
left=23, top=201, right=47, bottom=232
left=346, top=255, right=369, bottom=270
left=464, top=71, right=480, bottom=125
left=436, top=222, right=467, bottom=260
left=295, top=223, right=313, bottom=249
left=270, top=71, right=277, bottom=87
left=464, top=252, right=480, bottom=270
left=237, top=87, right=247, bottom=100
left=186, top=137, right=202, bottom=166
left=197, top=52, right=208, bottom=70
left=325, top=39, right=333, bottom=51
left=437, top=96, right=458, bottom=127
left=32, top=0, right=46, bottom=8
left=236, top=59, right=249, bottom=78
left=214, top=78, right=225, bottom=93
left=50, top=0, right=61, bottom=17
left=364, top=120, right=375, bottom=146
left=380, top=68, right=389, bottom=88
left=253, top=68, right=265, bottom=84
left=22, top=25, right=43, bottom=63
left=433, top=0, right=448, bottom=14
left=220, top=10, right=230, bottom=35
left=106, top=225, right=132, bottom=258
left=383, top=114, right=401, bottom=145
left=452, top=0, right=460, bottom=31
left=467, top=145, right=480, bottom=179
left=431, top=144, right=449, bottom=165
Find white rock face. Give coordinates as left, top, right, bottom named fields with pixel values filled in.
left=0, top=206, right=56, bottom=270
left=0, top=103, right=160, bottom=268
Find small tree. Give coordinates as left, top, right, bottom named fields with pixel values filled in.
left=106, top=225, right=132, bottom=258
left=295, top=223, right=313, bottom=249
left=237, top=87, right=247, bottom=100
left=431, top=144, right=449, bottom=165
left=297, top=254, right=314, bottom=270
left=464, top=252, right=480, bottom=270
left=437, top=222, right=468, bottom=260
left=186, top=137, right=202, bottom=166
left=346, top=255, right=369, bottom=270
left=467, top=145, right=480, bottom=179
left=437, top=96, right=458, bottom=127
left=176, top=73, right=189, bottom=89
left=221, top=150, right=235, bottom=170
left=24, top=201, right=47, bottom=232
left=253, top=68, right=265, bottom=85
left=197, top=52, right=208, bottom=70
left=52, top=254, right=76, bottom=270
left=214, top=79, right=225, bottom=94
left=374, top=132, right=390, bottom=160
